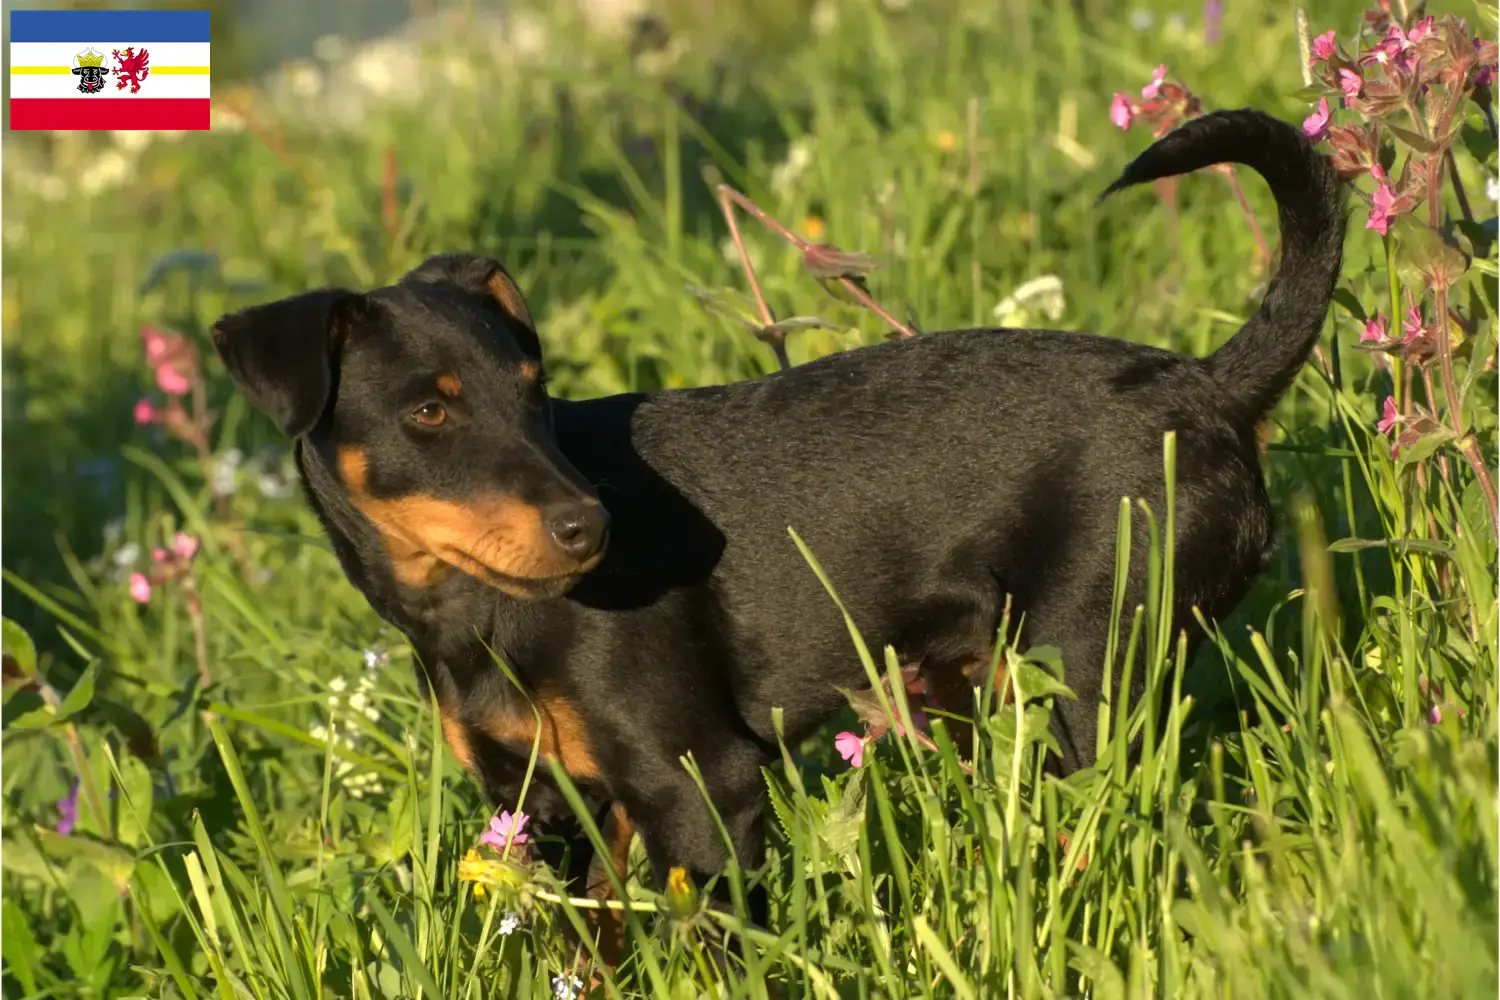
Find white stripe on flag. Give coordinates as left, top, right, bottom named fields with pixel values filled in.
left=9, top=73, right=209, bottom=99
left=9, top=40, right=210, bottom=68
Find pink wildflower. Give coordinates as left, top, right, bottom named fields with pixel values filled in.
left=1302, top=98, right=1332, bottom=140
left=155, top=364, right=191, bottom=396
left=128, top=573, right=152, bottom=604
left=1404, top=16, right=1434, bottom=44
left=172, top=532, right=200, bottom=561
left=152, top=548, right=169, bottom=563
left=1310, top=29, right=1337, bottom=64
left=1141, top=64, right=1168, bottom=100
left=1429, top=704, right=1442, bottom=725
left=1402, top=301, right=1427, bottom=344
left=481, top=809, right=530, bottom=850
left=1377, top=396, right=1400, bottom=436
left=834, top=731, right=866, bottom=768
left=1361, top=315, right=1388, bottom=343
left=1366, top=180, right=1400, bottom=235
left=56, top=782, right=79, bottom=836
left=141, top=326, right=170, bottom=367
left=1338, top=67, right=1363, bottom=100
left=1109, top=93, right=1134, bottom=130
left=133, top=399, right=156, bottom=425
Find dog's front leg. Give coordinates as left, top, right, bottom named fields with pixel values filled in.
left=623, top=740, right=771, bottom=931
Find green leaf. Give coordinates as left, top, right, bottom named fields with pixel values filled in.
left=1461, top=122, right=1498, bottom=166
left=1011, top=647, right=1078, bottom=702
left=1394, top=216, right=1471, bottom=289
left=1069, top=940, right=1127, bottom=1000
left=31, top=828, right=135, bottom=892
left=1332, top=287, right=1367, bottom=322
left=1, top=833, right=59, bottom=882
left=1475, top=0, right=1499, bottom=37
left=1328, top=537, right=1455, bottom=557
left=1387, top=124, right=1440, bottom=155
left=55, top=663, right=98, bottom=721
left=2, top=617, right=37, bottom=678
left=818, top=767, right=866, bottom=870
left=0, top=899, right=41, bottom=995
left=1397, top=424, right=1458, bottom=469
left=1289, top=84, right=1330, bottom=102
left=114, top=753, right=155, bottom=848
left=137, top=248, right=220, bottom=295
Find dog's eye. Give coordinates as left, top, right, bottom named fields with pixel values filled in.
left=410, top=403, right=448, bottom=427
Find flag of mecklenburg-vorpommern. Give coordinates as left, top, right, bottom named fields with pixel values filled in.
left=9, top=9, right=210, bottom=131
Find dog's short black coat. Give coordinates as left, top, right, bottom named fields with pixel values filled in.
left=212, top=109, right=1343, bottom=930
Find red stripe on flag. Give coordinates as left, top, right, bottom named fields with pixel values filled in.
left=9, top=99, right=210, bottom=131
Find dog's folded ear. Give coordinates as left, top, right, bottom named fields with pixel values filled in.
left=211, top=289, right=357, bottom=438
left=401, top=253, right=540, bottom=358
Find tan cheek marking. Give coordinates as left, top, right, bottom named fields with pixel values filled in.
left=336, top=445, right=566, bottom=585
left=436, top=373, right=462, bottom=397
left=481, top=692, right=601, bottom=780
left=518, top=360, right=539, bottom=381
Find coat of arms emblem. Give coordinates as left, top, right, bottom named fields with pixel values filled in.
left=70, top=48, right=110, bottom=94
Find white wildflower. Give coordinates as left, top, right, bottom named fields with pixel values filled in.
left=1129, top=9, right=1154, bottom=31
left=1487, top=175, right=1499, bottom=202
left=286, top=62, right=323, bottom=100
left=810, top=0, right=839, bottom=36
left=509, top=12, right=549, bottom=59
left=313, top=34, right=347, bottom=63
left=552, top=974, right=584, bottom=1000
left=993, top=275, right=1066, bottom=327
left=112, top=130, right=153, bottom=153
left=113, top=542, right=141, bottom=567
left=771, top=137, right=815, bottom=193
left=256, top=473, right=293, bottom=499
left=78, top=151, right=131, bottom=196
left=719, top=236, right=764, bottom=272
left=498, top=912, right=520, bottom=935
left=36, top=175, right=68, bottom=203
left=210, top=452, right=240, bottom=498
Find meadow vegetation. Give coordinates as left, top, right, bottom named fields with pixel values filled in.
left=2, top=0, right=1496, bottom=996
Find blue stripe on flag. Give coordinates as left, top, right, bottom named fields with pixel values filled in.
left=9, top=9, right=211, bottom=43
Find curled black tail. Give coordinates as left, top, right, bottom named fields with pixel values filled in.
left=1100, top=108, right=1346, bottom=425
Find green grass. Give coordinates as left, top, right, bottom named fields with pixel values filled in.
left=3, top=0, right=1497, bottom=996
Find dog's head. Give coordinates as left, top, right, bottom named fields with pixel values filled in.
left=212, top=253, right=609, bottom=599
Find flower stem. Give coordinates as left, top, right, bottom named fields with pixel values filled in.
left=717, top=184, right=919, bottom=344
left=1445, top=148, right=1475, bottom=224
left=1222, top=166, right=1272, bottom=271
left=33, top=675, right=111, bottom=838
left=1433, top=283, right=1499, bottom=538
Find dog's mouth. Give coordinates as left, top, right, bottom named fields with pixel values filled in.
left=454, top=546, right=605, bottom=600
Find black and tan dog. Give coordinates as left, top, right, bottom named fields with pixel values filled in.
left=211, top=109, right=1342, bottom=934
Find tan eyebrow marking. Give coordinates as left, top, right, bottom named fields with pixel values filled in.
left=436, top=373, right=462, bottom=396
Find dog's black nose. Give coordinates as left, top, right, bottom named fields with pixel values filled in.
left=543, top=500, right=609, bottom=564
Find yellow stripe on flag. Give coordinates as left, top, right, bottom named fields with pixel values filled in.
left=10, top=65, right=209, bottom=75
